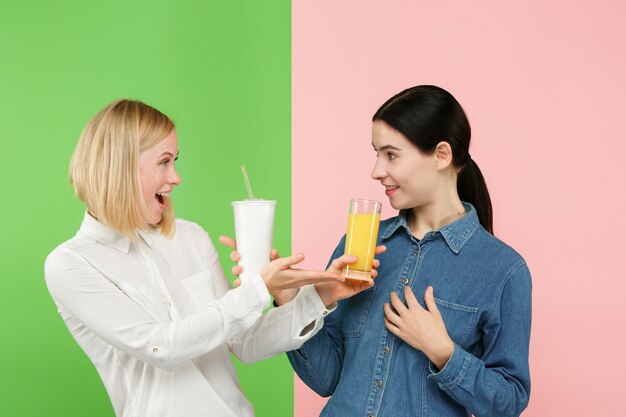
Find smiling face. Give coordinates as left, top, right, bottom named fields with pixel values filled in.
left=139, top=129, right=181, bottom=225
left=370, top=121, right=443, bottom=210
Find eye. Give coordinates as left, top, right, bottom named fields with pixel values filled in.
left=386, top=152, right=397, bottom=161
left=160, top=158, right=171, bottom=167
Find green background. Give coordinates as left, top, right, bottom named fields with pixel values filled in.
left=0, top=1, right=292, bottom=416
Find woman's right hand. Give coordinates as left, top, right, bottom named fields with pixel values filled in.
left=314, top=245, right=387, bottom=306
left=259, top=253, right=345, bottom=294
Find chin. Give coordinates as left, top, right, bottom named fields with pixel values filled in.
left=389, top=198, right=408, bottom=211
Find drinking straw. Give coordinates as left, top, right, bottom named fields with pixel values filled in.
left=241, top=165, right=255, bottom=200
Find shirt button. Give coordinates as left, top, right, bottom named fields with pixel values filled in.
left=152, top=347, right=159, bottom=353
left=383, top=346, right=390, bottom=354
left=322, top=310, right=328, bottom=316
left=368, top=415, right=374, bottom=417
left=375, top=379, right=383, bottom=388
left=415, top=247, right=420, bottom=254
left=402, top=277, right=409, bottom=285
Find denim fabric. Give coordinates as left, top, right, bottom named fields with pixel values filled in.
left=288, top=203, right=532, bottom=417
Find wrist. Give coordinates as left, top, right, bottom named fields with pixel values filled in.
left=271, top=288, right=299, bottom=306
left=429, top=338, right=455, bottom=371
left=314, top=284, right=336, bottom=308
left=259, top=270, right=271, bottom=289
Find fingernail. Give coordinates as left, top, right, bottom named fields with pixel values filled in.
left=296, top=253, right=304, bottom=260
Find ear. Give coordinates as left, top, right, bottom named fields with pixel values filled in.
left=433, top=141, right=453, bottom=169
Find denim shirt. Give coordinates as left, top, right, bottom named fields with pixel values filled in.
left=287, top=203, right=532, bottom=417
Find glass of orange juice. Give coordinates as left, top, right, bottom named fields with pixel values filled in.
left=343, top=198, right=382, bottom=281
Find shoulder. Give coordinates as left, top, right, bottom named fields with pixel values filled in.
left=170, top=218, right=218, bottom=259
left=172, top=218, right=212, bottom=243
left=45, top=233, right=93, bottom=267
left=469, top=226, right=531, bottom=284
left=475, top=226, right=526, bottom=262
left=174, top=218, right=205, bottom=233
left=44, top=234, right=94, bottom=288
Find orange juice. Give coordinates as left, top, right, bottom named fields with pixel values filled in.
left=343, top=212, right=381, bottom=280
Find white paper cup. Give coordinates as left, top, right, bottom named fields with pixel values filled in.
left=232, top=200, right=276, bottom=284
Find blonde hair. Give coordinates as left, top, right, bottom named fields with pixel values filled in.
left=70, top=99, right=176, bottom=239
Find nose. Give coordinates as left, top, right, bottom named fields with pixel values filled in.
left=169, top=167, right=182, bottom=186
left=371, top=157, right=386, bottom=181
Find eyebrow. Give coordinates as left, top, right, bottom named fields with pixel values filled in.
left=372, top=144, right=402, bottom=151
left=159, top=151, right=180, bottom=158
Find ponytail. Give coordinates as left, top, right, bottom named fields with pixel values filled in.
left=457, top=157, right=493, bottom=233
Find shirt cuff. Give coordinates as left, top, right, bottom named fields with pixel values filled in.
left=427, top=344, right=471, bottom=389
left=290, top=285, right=336, bottom=339
left=299, top=285, right=336, bottom=314
left=244, top=273, right=271, bottom=309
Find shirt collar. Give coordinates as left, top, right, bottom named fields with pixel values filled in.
left=381, top=202, right=480, bottom=254
left=78, top=212, right=155, bottom=253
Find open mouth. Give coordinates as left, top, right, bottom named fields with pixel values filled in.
left=156, top=192, right=169, bottom=207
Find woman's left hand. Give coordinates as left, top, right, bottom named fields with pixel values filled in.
left=218, top=236, right=301, bottom=304
left=383, top=285, right=454, bottom=370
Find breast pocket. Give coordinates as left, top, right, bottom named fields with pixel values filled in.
left=181, top=270, right=216, bottom=310
left=341, top=286, right=377, bottom=338
left=435, top=298, right=478, bottom=347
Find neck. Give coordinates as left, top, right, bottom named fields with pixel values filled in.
left=408, top=190, right=465, bottom=240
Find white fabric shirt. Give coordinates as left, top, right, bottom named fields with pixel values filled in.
left=45, top=213, right=333, bottom=417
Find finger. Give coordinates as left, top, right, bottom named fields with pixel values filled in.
left=389, top=291, right=408, bottom=315
left=353, top=277, right=373, bottom=288
left=233, top=278, right=241, bottom=287
left=424, top=286, right=440, bottom=315
left=375, top=245, right=387, bottom=255
left=362, top=279, right=375, bottom=289
left=275, top=252, right=306, bottom=269
left=270, top=248, right=280, bottom=261
left=404, top=285, right=421, bottom=309
left=219, top=236, right=237, bottom=249
left=384, top=317, right=401, bottom=336
left=371, top=269, right=378, bottom=279
left=231, top=265, right=243, bottom=276
left=372, top=259, right=380, bottom=269
left=329, top=254, right=358, bottom=271
left=230, top=251, right=241, bottom=262
left=350, top=278, right=375, bottom=294
left=287, top=269, right=345, bottom=283
left=383, top=302, right=402, bottom=326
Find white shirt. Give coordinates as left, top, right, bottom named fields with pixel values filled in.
left=45, top=213, right=332, bottom=417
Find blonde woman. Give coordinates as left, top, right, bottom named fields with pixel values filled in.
left=45, top=99, right=368, bottom=417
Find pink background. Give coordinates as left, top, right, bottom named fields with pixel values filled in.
left=292, top=1, right=626, bottom=416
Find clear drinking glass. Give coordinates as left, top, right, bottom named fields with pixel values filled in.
left=342, top=198, right=382, bottom=281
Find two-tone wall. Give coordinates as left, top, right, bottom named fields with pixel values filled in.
left=1, top=1, right=625, bottom=416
